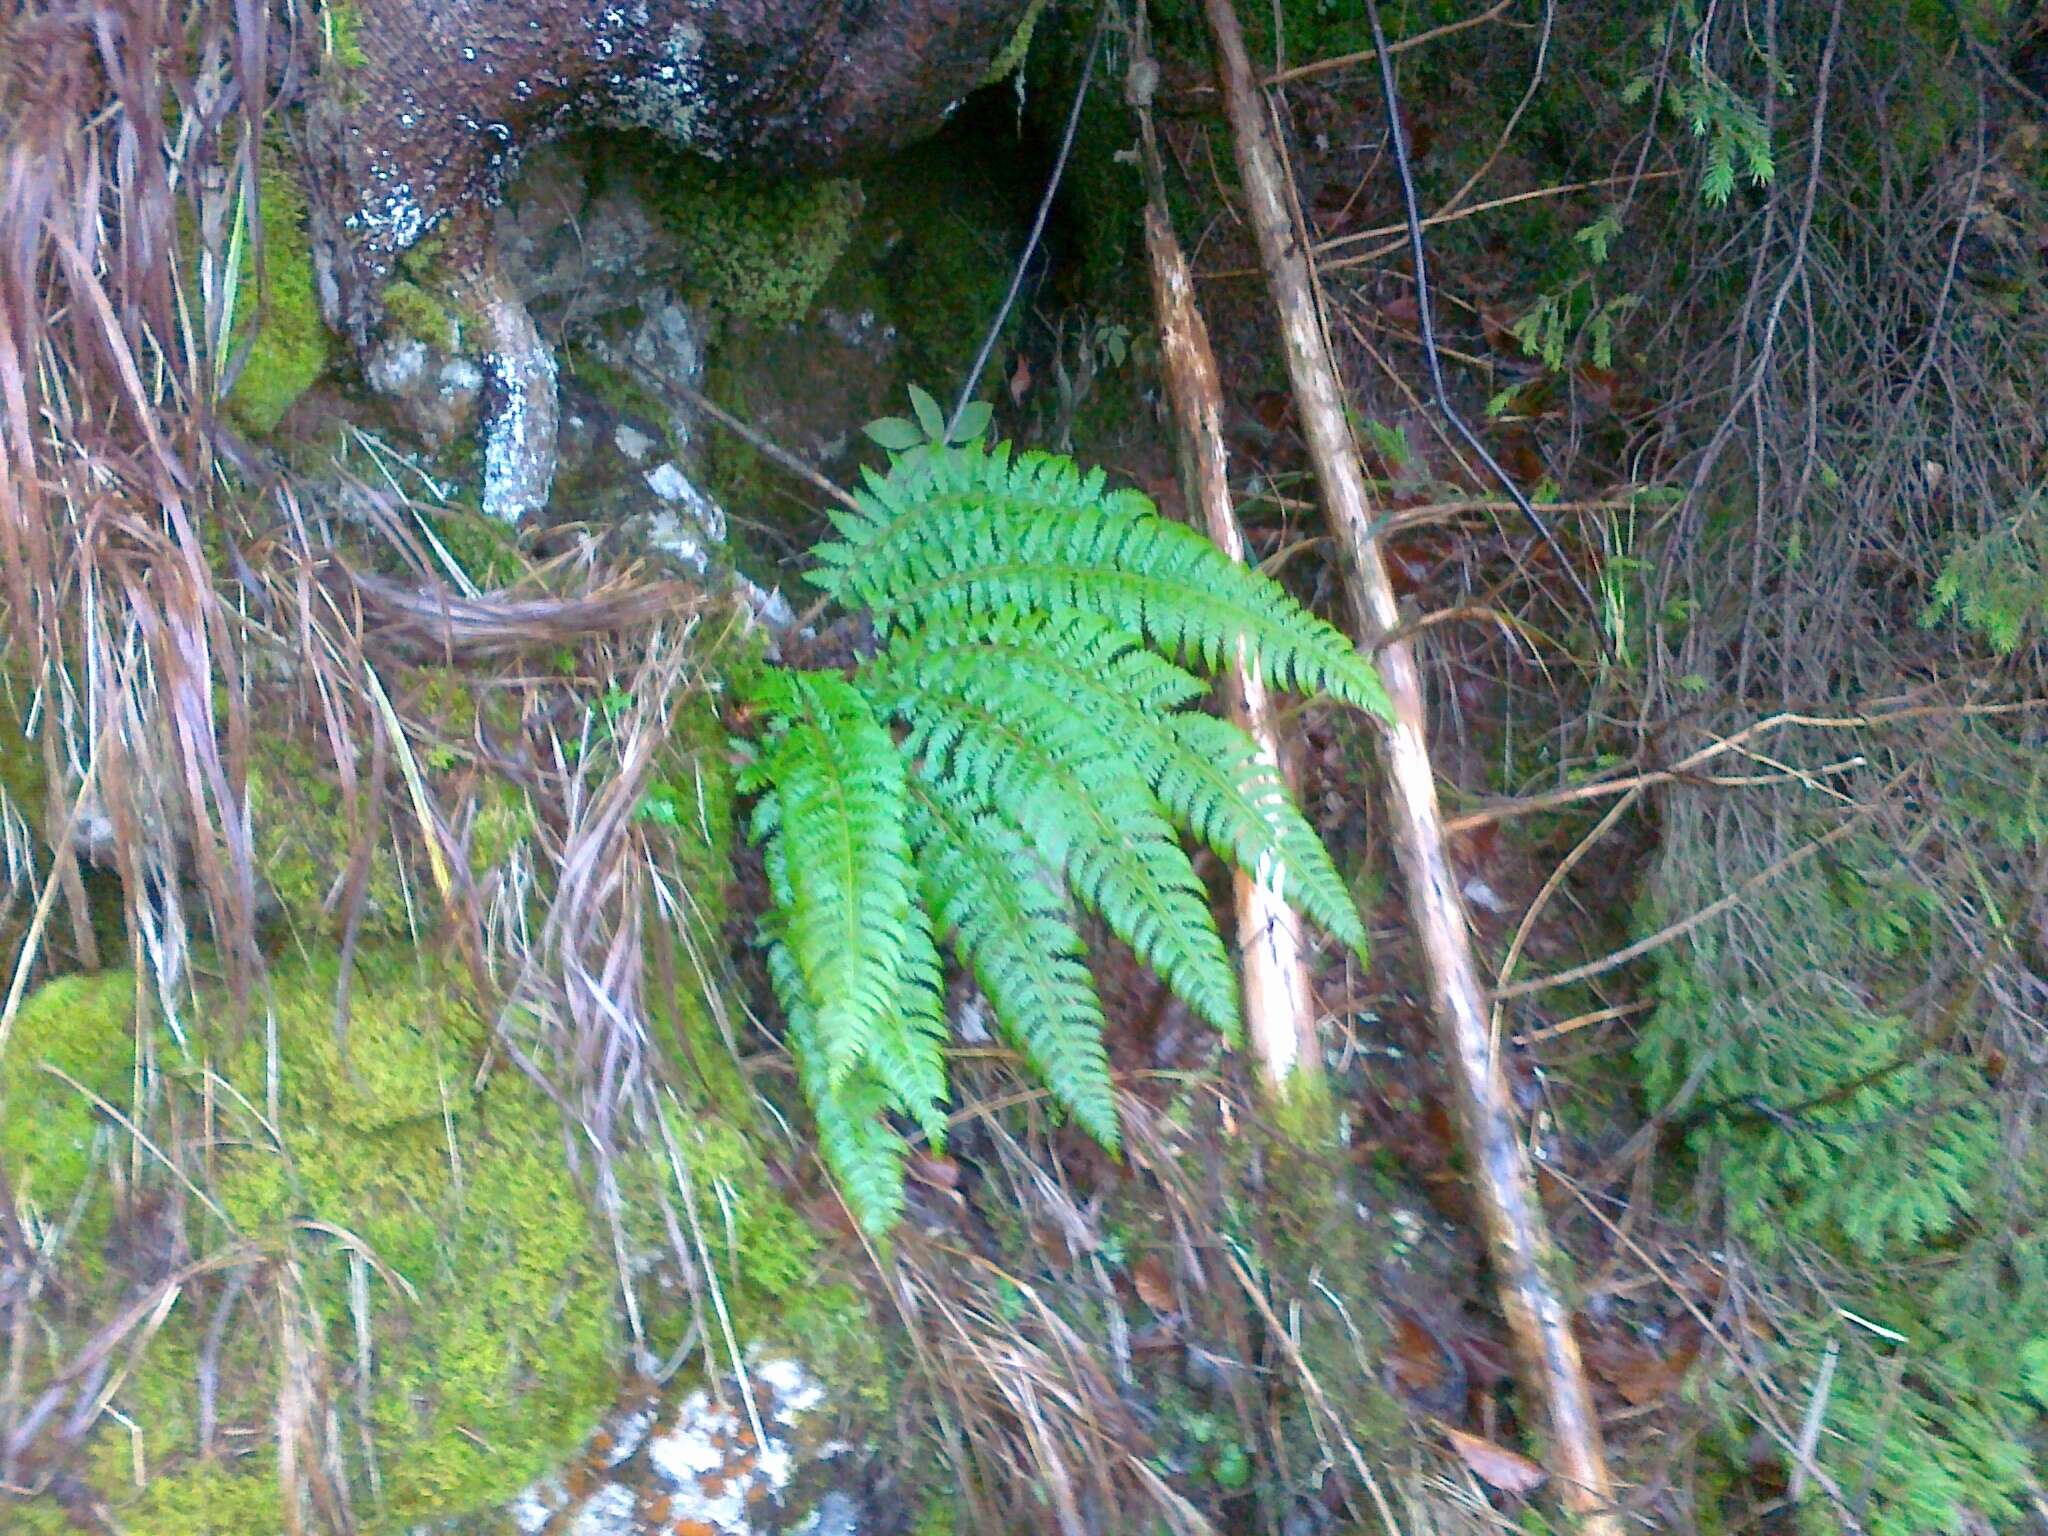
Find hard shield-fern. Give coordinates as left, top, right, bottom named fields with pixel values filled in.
left=738, top=439, right=1389, bottom=1234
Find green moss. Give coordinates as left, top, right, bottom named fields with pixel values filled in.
left=641, top=155, right=864, bottom=327
left=0, top=966, right=138, bottom=1207
left=121, top=1464, right=285, bottom=1536
left=249, top=733, right=411, bottom=938
left=914, top=1491, right=962, bottom=1536
left=322, top=0, right=368, bottom=69
left=0, top=664, right=48, bottom=823
left=226, top=158, right=329, bottom=437
left=379, top=278, right=460, bottom=351
left=563, top=344, right=674, bottom=444
left=981, top=0, right=1047, bottom=85
left=424, top=505, right=528, bottom=589
left=1, top=951, right=621, bottom=1533
left=248, top=685, right=533, bottom=937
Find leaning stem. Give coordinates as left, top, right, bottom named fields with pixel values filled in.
left=1140, top=199, right=1324, bottom=1099
left=1197, top=2, right=1623, bottom=1529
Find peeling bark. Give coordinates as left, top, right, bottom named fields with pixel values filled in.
left=1142, top=202, right=1321, bottom=1096
left=1199, top=1, right=1623, bottom=1529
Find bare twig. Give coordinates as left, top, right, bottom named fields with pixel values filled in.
left=1136, top=34, right=1321, bottom=1093
left=1264, top=0, right=1512, bottom=87
left=1200, top=2, right=1621, bottom=1527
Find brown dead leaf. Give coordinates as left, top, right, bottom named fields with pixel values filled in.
left=1581, top=1319, right=1704, bottom=1406
left=1389, top=1311, right=1453, bottom=1397
left=907, top=1151, right=961, bottom=1191
left=1132, top=1253, right=1176, bottom=1314
left=1383, top=294, right=1422, bottom=328
left=1443, top=1426, right=1549, bottom=1494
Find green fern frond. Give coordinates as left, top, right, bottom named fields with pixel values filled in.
left=869, top=611, right=1366, bottom=955
left=810, top=440, right=1391, bottom=720
left=908, top=777, right=1119, bottom=1149
left=726, top=440, right=1386, bottom=1234
left=746, top=670, right=915, bottom=1088
left=887, top=657, right=1242, bottom=1040
left=862, top=892, right=949, bottom=1143
left=767, top=942, right=908, bottom=1236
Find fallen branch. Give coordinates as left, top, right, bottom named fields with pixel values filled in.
left=1199, top=1, right=1621, bottom=1528
left=1264, top=0, right=1512, bottom=87
left=1139, top=181, right=1321, bottom=1091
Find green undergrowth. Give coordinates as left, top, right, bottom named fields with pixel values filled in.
left=1640, top=774, right=2048, bottom=1532
left=0, top=950, right=618, bottom=1533
left=640, top=689, right=892, bottom=1402
left=248, top=677, right=533, bottom=942
left=0, top=658, right=48, bottom=826
left=225, top=152, right=329, bottom=437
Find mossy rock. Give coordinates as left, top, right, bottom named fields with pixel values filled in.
left=0, top=950, right=621, bottom=1533
left=635, top=152, right=864, bottom=328
left=248, top=682, right=534, bottom=941
left=225, top=155, right=330, bottom=437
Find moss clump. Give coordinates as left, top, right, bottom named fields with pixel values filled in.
left=643, top=157, right=864, bottom=327
left=0, top=966, right=136, bottom=1208
left=248, top=683, right=534, bottom=938
left=0, top=950, right=621, bottom=1533
left=378, top=277, right=461, bottom=351
left=249, top=732, right=415, bottom=937
left=423, top=505, right=528, bottom=589
left=322, top=0, right=368, bottom=69
left=0, top=663, right=49, bottom=825
left=226, top=159, right=329, bottom=436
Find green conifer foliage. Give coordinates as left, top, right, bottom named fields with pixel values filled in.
left=736, top=440, right=1388, bottom=1232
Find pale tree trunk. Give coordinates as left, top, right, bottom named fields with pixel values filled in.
left=1199, top=1, right=1623, bottom=1529
left=1141, top=201, right=1321, bottom=1097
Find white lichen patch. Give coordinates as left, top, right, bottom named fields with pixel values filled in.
left=479, top=333, right=560, bottom=523
left=605, top=19, right=709, bottom=144
left=640, top=1357, right=831, bottom=1534
left=366, top=337, right=430, bottom=395
left=567, top=1482, right=641, bottom=1536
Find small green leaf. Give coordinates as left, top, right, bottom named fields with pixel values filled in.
left=908, top=383, right=947, bottom=443
left=1211, top=1443, right=1252, bottom=1491
left=864, top=416, right=925, bottom=451
left=950, top=400, right=993, bottom=443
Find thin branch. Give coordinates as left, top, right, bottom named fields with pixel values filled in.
left=1492, top=788, right=1889, bottom=1002
left=1264, top=0, right=1512, bottom=86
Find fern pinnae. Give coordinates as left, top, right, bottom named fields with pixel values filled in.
left=861, top=892, right=950, bottom=1143
left=907, top=778, right=1120, bottom=1149
left=767, top=941, right=908, bottom=1236
left=892, top=669, right=1241, bottom=1040
left=815, top=442, right=1391, bottom=720
left=874, top=614, right=1366, bottom=955
left=748, top=670, right=916, bottom=1086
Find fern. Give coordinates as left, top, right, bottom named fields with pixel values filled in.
left=734, top=436, right=1388, bottom=1232
left=810, top=441, right=1390, bottom=716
